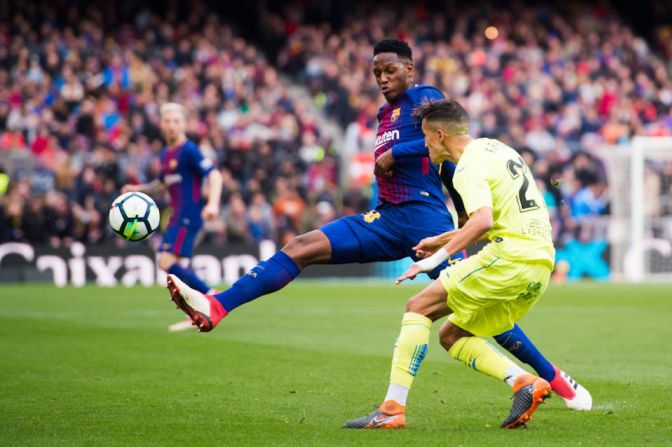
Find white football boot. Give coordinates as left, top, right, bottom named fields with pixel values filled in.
left=553, top=367, right=592, bottom=410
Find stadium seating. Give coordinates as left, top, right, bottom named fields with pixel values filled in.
left=1, top=1, right=671, bottom=255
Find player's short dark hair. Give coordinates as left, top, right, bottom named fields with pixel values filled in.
left=373, top=39, right=413, bottom=61
left=413, top=99, right=470, bottom=131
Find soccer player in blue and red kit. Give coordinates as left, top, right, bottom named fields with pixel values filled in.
left=123, top=103, right=223, bottom=331
left=166, top=40, right=590, bottom=410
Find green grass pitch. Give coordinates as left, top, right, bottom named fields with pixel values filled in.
left=1, top=281, right=671, bottom=446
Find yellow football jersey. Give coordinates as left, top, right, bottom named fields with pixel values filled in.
left=453, top=138, right=555, bottom=268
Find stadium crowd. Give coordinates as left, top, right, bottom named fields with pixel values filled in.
left=0, top=1, right=349, bottom=247
left=266, top=1, right=672, bottom=246
left=1, top=1, right=672, bottom=260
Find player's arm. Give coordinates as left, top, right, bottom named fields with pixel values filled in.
left=437, top=207, right=493, bottom=255
left=398, top=159, right=492, bottom=283
left=413, top=212, right=492, bottom=258
left=121, top=179, right=165, bottom=195
left=203, top=169, right=223, bottom=220
left=412, top=161, right=475, bottom=257
left=375, top=138, right=427, bottom=176
left=397, top=207, right=493, bottom=284
left=391, top=137, right=428, bottom=159
left=413, top=228, right=458, bottom=259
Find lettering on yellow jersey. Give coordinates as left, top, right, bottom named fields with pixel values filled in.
left=484, top=140, right=499, bottom=153
left=521, top=219, right=552, bottom=240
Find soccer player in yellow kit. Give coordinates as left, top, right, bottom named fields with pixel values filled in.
left=345, top=99, right=558, bottom=430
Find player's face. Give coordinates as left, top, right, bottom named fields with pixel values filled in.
left=372, top=53, right=413, bottom=103
left=160, top=110, right=186, bottom=144
left=421, top=120, right=447, bottom=164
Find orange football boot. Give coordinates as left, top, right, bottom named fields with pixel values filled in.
left=343, top=400, right=406, bottom=429
left=501, top=373, right=552, bottom=429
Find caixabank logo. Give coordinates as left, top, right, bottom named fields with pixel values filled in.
left=0, top=241, right=276, bottom=287
left=0, top=241, right=377, bottom=287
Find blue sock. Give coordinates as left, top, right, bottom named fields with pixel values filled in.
left=167, top=263, right=211, bottom=294
left=494, top=324, right=556, bottom=382
left=214, top=251, right=300, bottom=312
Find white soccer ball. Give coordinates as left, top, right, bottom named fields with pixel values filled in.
left=109, top=192, right=160, bottom=242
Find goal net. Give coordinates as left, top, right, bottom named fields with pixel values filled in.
left=599, top=137, right=672, bottom=282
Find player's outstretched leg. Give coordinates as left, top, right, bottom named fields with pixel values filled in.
left=211, top=231, right=331, bottom=310
left=166, top=231, right=331, bottom=331
left=439, top=321, right=552, bottom=429
left=495, top=324, right=592, bottom=410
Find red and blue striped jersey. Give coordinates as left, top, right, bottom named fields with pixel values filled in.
left=159, top=139, right=213, bottom=228
left=375, top=84, right=448, bottom=208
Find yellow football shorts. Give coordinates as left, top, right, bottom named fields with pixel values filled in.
left=439, top=246, right=551, bottom=336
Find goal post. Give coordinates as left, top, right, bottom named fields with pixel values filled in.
left=600, top=136, right=672, bottom=282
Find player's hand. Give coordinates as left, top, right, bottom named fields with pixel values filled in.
left=395, top=263, right=425, bottom=285
left=413, top=235, right=445, bottom=259
left=374, top=150, right=395, bottom=177
left=121, top=184, right=139, bottom=194
left=202, top=203, right=220, bottom=221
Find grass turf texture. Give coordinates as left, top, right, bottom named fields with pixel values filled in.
left=1, top=282, right=671, bottom=446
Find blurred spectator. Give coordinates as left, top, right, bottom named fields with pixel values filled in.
left=0, top=1, right=367, bottom=247
left=264, top=0, right=672, bottom=244
left=273, top=178, right=306, bottom=237
left=1, top=0, right=672, bottom=252
left=247, top=192, right=276, bottom=243
left=224, top=193, right=253, bottom=244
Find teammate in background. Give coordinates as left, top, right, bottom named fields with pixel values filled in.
left=165, top=40, right=590, bottom=410
left=122, top=103, right=223, bottom=331
left=345, top=99, right=585, bottom=430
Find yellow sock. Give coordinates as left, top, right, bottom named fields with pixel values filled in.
left=448, top=336, right=517, bottom=381
left=389, top=312, right=432, bottom=389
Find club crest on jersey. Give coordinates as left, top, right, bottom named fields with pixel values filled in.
left=391, top=108, right=401, bottom=122
left=363, top=210, right=381, bottom=223
left=516, top=282, right=542, bottom=301
left=169, top=159, right=178, bottom=170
